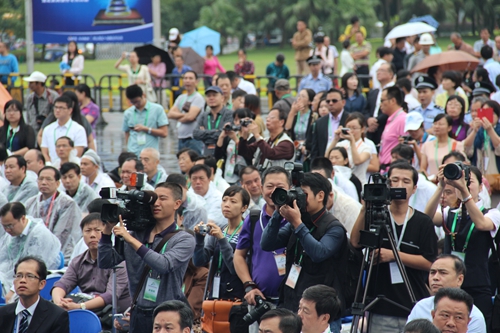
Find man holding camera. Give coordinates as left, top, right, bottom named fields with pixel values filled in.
left=350, top=161, right=438, bottom=332
left=98, top=182, right=195, bottom=333
left=260, top=173, right=347, bottom=317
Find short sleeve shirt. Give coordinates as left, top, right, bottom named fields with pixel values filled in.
left=41, top=119, right=88, bottom=161
left=173, top=92, right=205, bottom=139
left=350, top=41, right=372, bottom=66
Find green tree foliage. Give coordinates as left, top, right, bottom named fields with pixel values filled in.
left=0, top=0, right=24, bottom=40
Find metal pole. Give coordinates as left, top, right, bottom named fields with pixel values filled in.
left=24, top=0, right=34, bottom=73
left=152, top=0, right=161, bottom=47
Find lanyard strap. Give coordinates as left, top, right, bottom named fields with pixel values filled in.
left=53, top=120, right=73, bottom=143
left=133, top=106, right=150, bottom=126
left=216, top=221, right=243, bottom=273
left=450, top=206, right=484, bottom=252
left=44, top=193, right=57, bottom=228
left=295, top=226, right=316, bottom=265
left=435, top=138, right=451, bottom=171
left=294, top=110, right=310, bottom=137
left=389, top=207, right=411, bottom=250
left=208, top=113, right=222, bottom=130
left=454, top=125, right=462, bottom=137
left=7, top=125, right=17, bottom=150
left=484, top=129, right=490, bottom=151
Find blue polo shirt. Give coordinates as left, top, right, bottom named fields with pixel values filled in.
left=122, top=101, right=169, bottom=156
left=410, top=102, right=444, bottom=130
left=298, top=72, right=332, bottom=93
left=0, top=54, right=18, bottom=84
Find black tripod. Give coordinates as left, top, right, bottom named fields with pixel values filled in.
left=350, top=204, right=417, bottom=333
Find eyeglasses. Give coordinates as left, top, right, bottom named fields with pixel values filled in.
left=326, top=99, right=340, bottom=104
left=13, top=273, right=40, bottom=281
left=380, top=98, right=389, bottom=103
left=346, top=127, right=361, bottom=130
left=54, top=106, right=69, bottom=110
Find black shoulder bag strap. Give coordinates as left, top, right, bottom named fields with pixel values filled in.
left=131, top=231, right=179, bottom=309
left=248, top=209, right=261, bottom=273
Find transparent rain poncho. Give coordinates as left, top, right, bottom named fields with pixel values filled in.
left=182, top=191, right=209, bottom=230
left=6, top=177, right=39, bottom=205
left=71, top=182, right=99, bottom=213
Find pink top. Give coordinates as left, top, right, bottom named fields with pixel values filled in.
left=147, top=62, right=167, bottom=88
left=203, top=56, right=225, bottom=76
left=379, top=109, right=407, bottom=165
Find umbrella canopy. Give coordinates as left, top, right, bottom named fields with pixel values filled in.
left=409, top=15, right=440, bottom=29
left=133, top=44, right=174, bottom=74
left=411, top=50, right=480, bottom=73
left=180, top=47, right=205, bottom=74
left=179, top=26, right=221, bottom=57
left=385, top=22, right=436, bottom=40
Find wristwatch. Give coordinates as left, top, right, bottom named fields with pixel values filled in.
left=80, top=303, right=86, bottom=310
left=148, top=127, right=152, bottom=134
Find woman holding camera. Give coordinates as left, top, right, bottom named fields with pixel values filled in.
left=425, top=164, right=500, bottom=327
left=193, top=186, right=249, bottom=301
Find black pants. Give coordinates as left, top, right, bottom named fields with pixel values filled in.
left=130, top=306, right=154, bottom=333
left=463, top=285, right=493, bottom=332
left=355, top=65, right=370, bottom=88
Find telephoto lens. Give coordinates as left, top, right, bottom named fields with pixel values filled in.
left=443, top=162, right=464, bottom=180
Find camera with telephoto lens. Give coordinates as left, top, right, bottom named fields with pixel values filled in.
left=401, top=135, right=413, bottom=144
left=241, top=119, right=252, bottom=127
left=363, top=173, right=406, bottom=224
left=271, top=162, right=307, bottom=211
left=198, top=225, right=212, bottom=236
left=443, top=161, right=470, bottom=181
left=224, top=124, right=241, bottom=132
left=99, top=173, right=157, bottom=232
left=243, top=295, right=271, bottom=324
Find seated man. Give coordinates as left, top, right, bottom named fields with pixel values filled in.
left=52, top=213, right=131, bottom=312
left=187, top=164, right=226, bottom=227
left=119, top=157, right=154, bottom=191
left=298, top=285, right=342, bottom=333
left=432, top=288, right=474, bottom=333
left=404, top=319, right=440, bottom=333
left=259, top=308, right=302, bottom=333
left=153, top=300, right=194, bottom=333
left=407, top=254, right=486, bottom=333
left=25, top=166, right=82, bottom=260
left=176, top=148, right=199, bottom=175
left=80, top=149, right=115, bottom=195
left=140, top=147, right=167, bottom=188
left=0, top=202, right=61, bottom=302
left=51, top=136, right=81, bottom=169
left=24, top=149, right=45, bottom=180
left=166, top=173, right=207, bottom=230
left=239, top=108, right=295, bottom=169
left=5, top=155, right=39, bottom=204
left=60, top=162, right=98, bottom=214
left=194, top=154, right=229, bottom=193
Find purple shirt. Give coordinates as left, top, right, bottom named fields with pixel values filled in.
left=236, top=204, right=286, bottom=297
left=80, top=101, right=100, bottom=132
left=451, top=119, right=468, bottom=141
left=54, top=250, right=131, bottom=311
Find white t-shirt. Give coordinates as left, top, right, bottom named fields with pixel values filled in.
left=364, top=138, right=378, bottom=183
left=442, top=200, right=500, bottom=239
left=336, top=139, right=372, bottom=184
left=237, top=79, right=257, bottom=95
left=41, top=119, right=87, bottom=162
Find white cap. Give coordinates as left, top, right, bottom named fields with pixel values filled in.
left=419, top=33, right=434, bottom=45
left=81, top=149, right=101, bottom=167
left=404, top=111, right=424, bottom=132
left=23, top=71, right=47, bottom=83
left=169, top=28, right=179, bottom=41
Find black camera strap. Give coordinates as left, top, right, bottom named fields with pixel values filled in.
left=131, top=231, right=179, bottom=310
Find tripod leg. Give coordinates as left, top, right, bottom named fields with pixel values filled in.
left=351, top=250, right=376, bottom=333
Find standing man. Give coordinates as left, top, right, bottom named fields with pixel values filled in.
left=392, top=37, right=408, bottom=72
left=216, top=74, right=234, bottom=110
left=122, top=84, right=169, bottom=157
left=239, top=166, right=266, bottom=213
left=266, top=54, right=290, bottom=103
left=23, top=71, right=59, bottom=132
left=370, top=47, right=394, bottom=89
left=449, top=32, right=475, bottom=56
left=193, top=86, right=233, bottom=155
left=408, top=33, right=433, bottom=72
left=60, top=162, right=98, bottom=214
left=292, top=21, right=312, bottom=76
left=168, top=71, right=205, bottom=155
left=0, top=256, right=69, bottom=333
left=140, top=147, right=167, bottom=187
left=410, top=76, right=443, bottom=130
left=272, top=79, right=295, bottom=115
left=298, top=55, right=332, bottom=93
left=481, top=45, right=500, bottom=90
left=351, top=31, right=372, bottom=88
left=227, top=70, right=257, bottom=95
left=310, top=88, right=348, bottom=159
left=171, top=55, right=192, bottom=97
left=474, top=28, right=497, bottom=61
left=5, top=155, right=39, bottom=204
left=0, top=41, right=19, bottom=84
left=350, top=161, right=438, bottom=332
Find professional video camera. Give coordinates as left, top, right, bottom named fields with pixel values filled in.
left=443, top=161, right=470, bottom=181
left=271, top=162, right=307, bottom=211
left=243, top=295, right=271, bottom=324
left=99, top=173, right=157, bottom=232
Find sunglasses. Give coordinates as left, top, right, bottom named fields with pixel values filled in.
left=326, top=99, right=340, bottom=104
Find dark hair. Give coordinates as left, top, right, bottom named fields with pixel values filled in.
left=442, top=151, right=466, bottom=164
left=233, top=108, right=255, bottom=120
left=15, top=256, right=48, bottom=281
left=54, top=95, right=73, bottom=109
left=391, top=144, right=414, bottom=164
left=302, top=285, right=342, bottom=321
left=125, top=84, right=144, bottom=99
left=404, top=319, right=440, bottom=333
left=166, top=173, right=187, bottom=188
left=75, top=83, right=93, bottom=101
left=67, top=41, right=78, bottom=58
left=474, top=67, right=491, bottom=84
left=310, top=157, right=333, bottom=178
left=153, top=300, right=193, bottom=330
left=216, top=73, right=229, bottom=85
left=342, top=40, right=350, bottom=49
left=244, top=94, right=261, bottom=115
left=0, top=202, right=26, bottom=219
left=260, top=308, right=302, bottom=333
left=434, top=288, right=474, bottom=315
left=176, top=148, right=199, bottom=161
left=445, top=95, right=466, bottom=125
left=304, top=88, right=316, bottom=104
left=442, top=71, right=461, bottom=89
left=496, top=74, right=500, bottom=88
left=239, top=165, right=260, bottom=179
left=184, top=70, right=198, bottom=80
left=118, top=152, right=137, bottom=167
left=226, top=70, right=238, bottom=82
left=385, top=86, right=404, bottom=106
left=345, top=111, right=366, bottom=128
left=0, top=143, right=7, bottom=162
left=123, top=157, right=144, bottom=172
left=395, top=37, right=406, bottom=44
left=60, top=162, right=81, bottom=176
left=329, top=147, right=349, bottom=166
left=388, top=161, right=418, bottom=186
left=206, top=45, right=213, bottom=51
left=468, top=165, right=482, bottom=185
left=435, top=254, right=466, bottom=276
left=155, top=182, right=184, bottom=201
left=231, top=89, right=247, bottom=100
left=379, top=47, right=393, bottom=58
left=80, top=212, right=104, bottom=230
left=269, top=108, right=287, bottom=124
left=481, top=45, right=493, bottom=60
left=238, top=49, right=246, bottom=55
left=197, top=155, right=217, bottom=173
left=302, top=172, right=331, bottom=206
left=188, top=163, right=212, bottom=179
left=396, top=69, right=411, bottom=81
left=3, top=100, right=26, bottom=129
left=62, top=91, right=85, bottom=125
left=350, top=16, right=359, bottom=24
left=326, top=88, right=344, bottom=100
left=434, top=113, right=453, bottom=127
left=396, top=78, right=412, bottom=93
left=262, top=166, right=291, bottom=186
left=482, top=100, right=500, bottom=119
left=6, top=154, right=27, bottom=170
left=276, top=53, right=285, bottom=63
left=39, top=166, right=61, bottom=181
left=341, top=73, right=361, bottom=96
left=56, top=136, right=75, bottom=148
left=223, top=185, right=250, bottom=208
left=87, top=198, right=111, bottom=214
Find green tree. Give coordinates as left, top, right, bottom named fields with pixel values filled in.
left=160, top=0, right=212, bottom=37
left=0, top=0, right=24, bottom=41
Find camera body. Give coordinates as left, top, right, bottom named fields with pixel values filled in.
left=243, top=295, right=271, bottom=324
left=271, top=162, right=307, bottom=211
left=100, top=173, right=157, bottom=232
left=443, top=162, right=470, bottom=181
left=241, top=119, right=252, bottom=127
left=199, top=225, right=212, bottom=236
left=401, top=135, right=413, bottom=144
left=341, top=128, right=350, bottom=135
left=224, top=124, right=241, bottom=132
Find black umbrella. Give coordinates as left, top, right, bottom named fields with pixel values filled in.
left=134, top=44, right=174, bottom=74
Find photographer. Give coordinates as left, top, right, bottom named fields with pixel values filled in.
left=214, top=108, right=255, bottom=185
left=98, top=182, right=195, bottom=333
left=424, top=163, right=500, bottom=327
left=260, top=173, right=347, bottom=318
left=350, top=161, right=438, bottom=332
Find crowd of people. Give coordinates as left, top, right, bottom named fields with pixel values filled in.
left=4, top=21, right=500, bottom=333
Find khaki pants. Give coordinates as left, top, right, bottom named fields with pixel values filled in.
left=296, top=60, right=309, bottom=76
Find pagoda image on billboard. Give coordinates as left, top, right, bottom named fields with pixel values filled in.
left=93, top=0, right=145, bottom=25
